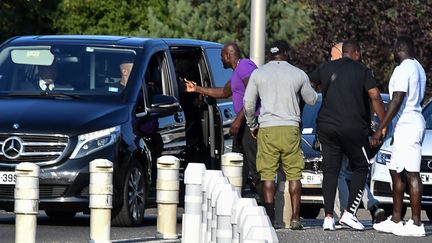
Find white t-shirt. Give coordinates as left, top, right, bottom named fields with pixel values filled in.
left=389, top=58, right=426, bottom=127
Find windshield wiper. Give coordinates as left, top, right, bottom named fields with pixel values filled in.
left=7, top=92, right=84, bottom=100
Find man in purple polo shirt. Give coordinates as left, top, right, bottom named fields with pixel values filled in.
left=184, top=42, right=260, bottom=197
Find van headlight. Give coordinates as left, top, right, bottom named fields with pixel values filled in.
left=70, top=126, right=120, bottom=159
left=375, top=149, right=391, bottom=165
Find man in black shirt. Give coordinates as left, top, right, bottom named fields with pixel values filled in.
left=308, top=40, right=385, bottom=231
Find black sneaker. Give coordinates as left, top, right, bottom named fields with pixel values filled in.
left=372, top=208, right=386, bottom=224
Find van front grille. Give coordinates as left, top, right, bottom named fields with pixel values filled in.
left=0, top=133, right=69, bottom=166
left=0, top=185, right=68, bottom=199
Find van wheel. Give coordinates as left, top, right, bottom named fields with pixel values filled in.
left=300, top=205, right=321, bottom=219
left=45, top=210, right=76, bottom=219
left=112, top=160, right=147, bottom=226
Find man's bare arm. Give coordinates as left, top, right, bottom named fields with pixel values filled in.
left=185, top=79, right=232, bottom=98
left=371, top=91, right=405, bottom=146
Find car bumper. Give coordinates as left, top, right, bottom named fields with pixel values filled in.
left=0, top=144, right=118, bottom=212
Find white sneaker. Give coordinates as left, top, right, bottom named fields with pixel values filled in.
left=393, top=219, right=426, bottom=237
left=340, top=211, right=365, bottom=230
left=323, top=216, right=335, bottom=231
left=373, top=216, right=403, bottom=233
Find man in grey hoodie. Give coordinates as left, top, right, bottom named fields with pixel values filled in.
left=244, top=40, right=318, bottom=229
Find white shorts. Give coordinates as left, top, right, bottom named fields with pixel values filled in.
left=388, top=125, right=425, bottom=173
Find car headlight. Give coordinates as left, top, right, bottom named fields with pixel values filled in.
left=375, top=149, right=391, bottom=165
left=70, top=126, right=120, bottom=159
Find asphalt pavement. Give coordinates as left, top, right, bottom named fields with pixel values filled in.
left=1, top=208, right=431, bottom=242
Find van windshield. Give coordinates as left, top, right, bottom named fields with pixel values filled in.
left=0, top=44, right=137, bottom=101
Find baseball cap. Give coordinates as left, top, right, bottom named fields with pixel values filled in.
left=269, top=40, right=290, bottom=56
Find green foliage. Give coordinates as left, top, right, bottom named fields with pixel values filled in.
left=0, top=0, right=59, bottom=42
left=295, top=0, right=432, bottom=99
left=54, top=0, right=150, bottom=35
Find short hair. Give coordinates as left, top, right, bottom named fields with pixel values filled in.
left=224, top=42, right=241, bottom=59
left=342, top=40, right=360, bottom=54
left=394, top=36, right=415, bottom=56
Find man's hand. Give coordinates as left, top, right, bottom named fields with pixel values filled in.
left=370, top=129, right=384, bottom=147
left=184, top=79, right=197, bottom=92
left=229, top=117, right=242, bottom=136
left=251, top=127, right=259, bottom=139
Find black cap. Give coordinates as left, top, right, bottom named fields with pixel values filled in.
left=269, top=40, right=290, bottom=56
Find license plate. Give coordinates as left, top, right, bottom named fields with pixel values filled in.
left=0, top=171, right=16, bottom=185
left=421, top=173, right=432, bottom=185
left=301, top=172, right=322, bottom=185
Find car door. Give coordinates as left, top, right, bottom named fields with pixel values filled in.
left=204, top=47, right=235, bottom=153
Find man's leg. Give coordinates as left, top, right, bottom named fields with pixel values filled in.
left=241, top=122, right=260, bottom=195
left=289, top=180, right=301, bottom=220
left=334, top=157, right=351, bottom=218
left=319, top=130, right=343, bottom=217
left=263, top=180, right=276, bottom=223
left=390, top=170, right=405, bottom=223
left=404, top=171, right=423, bottom=226
left=256, top=127, right=279, bottom=225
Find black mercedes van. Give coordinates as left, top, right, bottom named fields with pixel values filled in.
left=0, top=35, right=232, bottom=226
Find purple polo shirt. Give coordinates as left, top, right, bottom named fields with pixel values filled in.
left=231, top=58, right=258, bottom=114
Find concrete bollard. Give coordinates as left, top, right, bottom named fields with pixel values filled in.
left=221, top=152, right=243, bottom=192
left=244, top=226, right=279, bottom=243
left=210, top=183, right=233, bottom=243
left=237, top=206, right=269, bottom=241
left=156, top=156, right=180, bottom=239
left=274, top=179, right=292, bottom=228
left=206, top=175, right=228, bottom=243
left=231, top=198, right=258, bottom=243
left=182, top=163, right=206, bottom=243
left=201, top=170, right=224, bottom=243
left=14, top=162, right=39, bottom=243
left=89, top=159, right=113, bottom=243
left=240, top=215, right=274, bottom=242
left=216, top=190, right=240, bottom=243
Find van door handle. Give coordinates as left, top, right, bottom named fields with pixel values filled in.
left=224, top=109, right=233, bottom=119
left=174, top=113, right=184, bottom=123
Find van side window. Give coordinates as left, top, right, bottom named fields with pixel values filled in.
left=145, top=53, right=166, bottom=98
left=205, top=48, right=233, bottom=102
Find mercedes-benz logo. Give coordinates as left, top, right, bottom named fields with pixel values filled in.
left=2, top=136, right=24, bottom=159
left=12, top=123, right=19, bottom=129
left=428, top=160, right=432, bottom=170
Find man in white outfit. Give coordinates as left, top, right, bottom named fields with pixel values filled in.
left=372, top=36, right=426, bottom=237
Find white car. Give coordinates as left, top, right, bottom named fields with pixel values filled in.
left=371, top=99, right=432, bottom=221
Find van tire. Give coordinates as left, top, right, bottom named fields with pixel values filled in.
left=382, top=204, right=407, bottom=219
left=300, top=205, right=321, bottom=219
left=112, top=160, right=147, bottom=226
left=426, top=207, right=432, bottom=222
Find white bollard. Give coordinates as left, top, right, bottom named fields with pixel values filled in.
left=237, top=206, right=268, bottom=242
left=216, top=190, right=240, bottom=243
left=221, top=152, right=243, bottom=192
left=182, top=163, right=206, bottom=243
left=244, top=226, right=279, bottom=243
left=231, top=198, right=258, bottom=243
left=201, top=170, right=223, bottom=243
left=210, top=183, right=233, bottom=243
left=206, top=175, right=228, bottom=243
left=156, top=156, right=180, bottom=239
left=89, top=159, right=113, bottom=243
left=14, top=162, right=39, bottom=243
left=240, top=215, right=273, bottom=242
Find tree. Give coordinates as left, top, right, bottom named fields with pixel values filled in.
left=294, top=0, right=432, bottom=99
left=0, top=0, right=59, bottom=42
left=53, top=0, right=160, bottom=35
